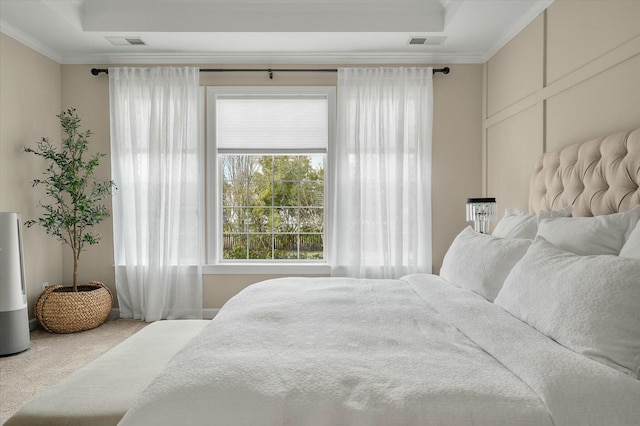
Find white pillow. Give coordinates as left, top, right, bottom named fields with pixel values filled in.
left=492, top=205, right=573, bottom=240
left=440, top=226, right=531, bottom=301
left=495, top=237, right=640, bottom=378
left=492, top=209, right=537, bottom=239
left=620, top=220, right=640, bottom=258
left=537, top=205, right=574, bottom=221
left=536, top=205, right=640, bottom=255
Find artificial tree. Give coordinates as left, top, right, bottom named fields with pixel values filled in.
left=25, top=108, right=115, bottom=291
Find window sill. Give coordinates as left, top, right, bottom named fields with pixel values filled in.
left=203, top=263, right=331, bottom=275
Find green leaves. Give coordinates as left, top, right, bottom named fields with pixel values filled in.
left=24, top=108, right=116, bottom=289
left=221, top=154, right=324, bottom=260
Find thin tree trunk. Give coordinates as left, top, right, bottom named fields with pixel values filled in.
left=73, top=249, right=79, bottom=291
left=72, top=221, right=78, bottom=291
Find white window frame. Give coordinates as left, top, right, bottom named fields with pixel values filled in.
left=204, top=86, right=335, bottom=275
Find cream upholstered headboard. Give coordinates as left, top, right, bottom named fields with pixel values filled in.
left=529, top=128, right=640, bottom=217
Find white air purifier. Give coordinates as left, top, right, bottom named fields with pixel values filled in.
left=0, top=212, right=30, bottom=356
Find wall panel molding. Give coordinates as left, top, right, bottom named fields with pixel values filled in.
left=541, top=35, right=640, bottom=106
left=484, top=34, right=640, bottom=130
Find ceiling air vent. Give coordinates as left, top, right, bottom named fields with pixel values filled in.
left=408, top=36, right=447, bottom=46
left=126, top=38, right=146, bottom=46
left=105, top=36, right=147, bottom=46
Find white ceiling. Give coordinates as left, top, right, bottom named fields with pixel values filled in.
left=0, top=0, right=553, bottom=65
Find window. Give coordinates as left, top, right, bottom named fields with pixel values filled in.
left=206, top=87, right=335, bottom=272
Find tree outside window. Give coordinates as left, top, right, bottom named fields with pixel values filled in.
left=222, top=154, right=324, bottom=260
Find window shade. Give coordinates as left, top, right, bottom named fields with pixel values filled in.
left=216, top=97, right=328, bottom=151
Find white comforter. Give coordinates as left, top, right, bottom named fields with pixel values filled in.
left=119, top=275, right=640, bottom=426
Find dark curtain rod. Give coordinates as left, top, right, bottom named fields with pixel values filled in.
left=90, top=67, right=450, bottom=79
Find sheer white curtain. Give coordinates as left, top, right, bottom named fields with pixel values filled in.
left=109, top=67, right=202, bottom=321
left=330, top=67, right=433, bottom=278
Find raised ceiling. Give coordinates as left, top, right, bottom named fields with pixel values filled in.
left=0, top=0, right=553, bottom=64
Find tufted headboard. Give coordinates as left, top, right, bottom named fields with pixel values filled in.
left=529, top=128, right=640, bottom=217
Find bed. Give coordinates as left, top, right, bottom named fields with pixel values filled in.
left=7, top=129, right=640, bottom=426
left=117, top=128, right=640, bottom=426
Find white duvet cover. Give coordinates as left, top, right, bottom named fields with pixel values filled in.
left=119, top=275, right=640, bottom=426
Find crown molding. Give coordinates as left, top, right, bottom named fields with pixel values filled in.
left=62, top=51, right=484, bottom=65
left=0, top=20, right=62, bottom=64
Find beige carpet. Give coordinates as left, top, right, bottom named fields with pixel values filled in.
left=0, top=319, right=148, bottom=425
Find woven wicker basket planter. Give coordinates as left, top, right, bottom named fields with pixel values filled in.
left=35, top=281, right=113, bottom=334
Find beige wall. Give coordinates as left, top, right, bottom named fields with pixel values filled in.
left=60, top=66, right=114, bottom=290
left=0, top=33, right=63, bottom=316
left=61, top=63, right=482, bottom=309
left=484, top=0, right=640, bottom=215
left=432, top=65, right=483, bottom=272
